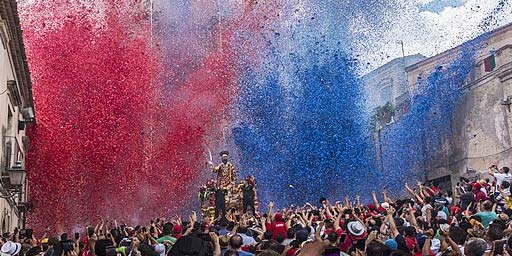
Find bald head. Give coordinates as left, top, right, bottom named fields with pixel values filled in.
left=229, top=235, right=243, bottom=249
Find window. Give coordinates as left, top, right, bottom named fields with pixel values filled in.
left=379, top=80, right=393, bottom=106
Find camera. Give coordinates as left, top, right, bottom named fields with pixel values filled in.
left=19, top=229, right=32, bottom=239
left=61, top=240, right=74, bottom=252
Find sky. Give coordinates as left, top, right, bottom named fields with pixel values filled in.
left=354, top=0, right=512, bottom=74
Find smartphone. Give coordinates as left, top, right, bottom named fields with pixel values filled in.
left=19, top=229, right=27, bottom=239
left=26, top=229, right=33, bottom=239
left=75, top=232, right=80, bottom=241
left=87, top=227, right=95, bottom=238
left=494, top=240, right=506, bottom=255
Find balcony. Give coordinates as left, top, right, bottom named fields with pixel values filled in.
left=0, top=136, right=27, bottom=215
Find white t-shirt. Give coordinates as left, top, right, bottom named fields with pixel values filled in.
left=494, top=173, right=512, bottom=187
left=421, top=204, right=433, bottom=218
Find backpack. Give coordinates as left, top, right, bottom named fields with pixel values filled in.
left=168, top=236, right=210, bottom=256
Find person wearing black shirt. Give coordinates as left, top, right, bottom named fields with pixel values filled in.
left=241, top=179, right=255, bottom=213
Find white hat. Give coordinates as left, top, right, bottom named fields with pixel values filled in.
left=347, top=221, right=365, bottom=236
left=1, top=241, right=21, bottom=256
left=380, top=202, right=390, bottom=209
left=154, top=244, right=165, bottom=256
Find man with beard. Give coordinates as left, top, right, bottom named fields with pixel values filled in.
left=209, top=151, right=237, bottom=190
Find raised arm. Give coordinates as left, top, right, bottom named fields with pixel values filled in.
left=324, top=200, right=333, bottom=218
left=387, top=207, right=399, bottom=237
left=441, top=230, right=462, bottom=255
left=405, top=204, right=418, bottom=228
left=315, top=222, right=324, bottom=241
left=405, top=183, right=424, bottom=204
left=333, top=210, right=342, bottom=231
left=382, top=190, right=392, bottom=203
left=372, top=191, right=380, bottom=209
left=210, top=232, right=221, bottom=256
left=268, top=202, right=274, bottom=223
left=488, top=165, right=497, bottom=177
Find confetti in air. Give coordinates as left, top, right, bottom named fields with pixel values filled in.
left=17, top=0, right=512, bottom=231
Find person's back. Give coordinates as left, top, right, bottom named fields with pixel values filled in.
left=268, top=214, right=287, bottom=240
left=237, top=227, right=256, bottom=245
left=460, top=185, right=475, bottom=210
left=494, top=167, right=512, bottom=187
left=474, top=189, right=488, bottom=202
left=474, top=201, right=497, bottom=228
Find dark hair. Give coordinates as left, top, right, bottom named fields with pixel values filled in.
left=263, top=231, right=273, bottom=240
left=224, top=249, right=239, bottom=256
left=227, top=222, right=235, bottom=232
left=394, top=218, right=405, bottom=227
left=48, top=237, right=60, bottom=246
left=275, top=234, right=285, bottom=244
left=502, top=181, right=511, bottom=189
left=138, top=244, right=158, bottom=256
left=327, top=232, right=338, bottom=244
left=26, top=247, right=42, bottom=256
left=404, top=226, right=416, bottom=237
left=487, top=226, right=504, bottom=241
left=507, top=236, right=512, bottom=252
left=390, top=250, right=409, bottom=256
left=367, top=241, right=392, bottom=256
left=257, top=250, right=280, bottom=256
left=229, top=235, right=243, bottom=249
left=458, top=221, right=471, bottom=233
left=238, top=226, right=248, bottom=234
left=465, top=238, right=487, bottom=256
left=162, top=223, right=173, bottom=236
left=470, top=215, right=482, bottom=223
left=483, top=201, right=493, bottom=211
left=286, top=229, right=294, bottom=239
left=219, top=217, right=229, bottom=227
left=449, top=227, right=467, bottom=245
left=503, top=167, right=510, bottom=174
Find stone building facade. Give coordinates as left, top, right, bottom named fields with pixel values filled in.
left=405, top=23, right=512, bottom=187
left=362, top=54, right=426, bottom=130
left=0, top=0, right=35, bottom=232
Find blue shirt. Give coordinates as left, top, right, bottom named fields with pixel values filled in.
left=474, top=211, right=497, bottom=228
left=238, top=251, right=255, bottom=256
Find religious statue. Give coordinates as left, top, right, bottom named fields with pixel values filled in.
left=208, top=150, right=237, bottom=216
left=209, top=150, right=237, bottom=190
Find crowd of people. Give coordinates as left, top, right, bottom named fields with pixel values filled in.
left=2, top=164, right=512, bottom=256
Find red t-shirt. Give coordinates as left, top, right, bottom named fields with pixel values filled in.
left=286, top=248, right=299, bottom=256
left=266, top=221, right=287, bottom=239
left=474, top=191, right=488, bottom=202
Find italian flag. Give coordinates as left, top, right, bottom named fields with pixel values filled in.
left=484, top=54, right=496, bottom=72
